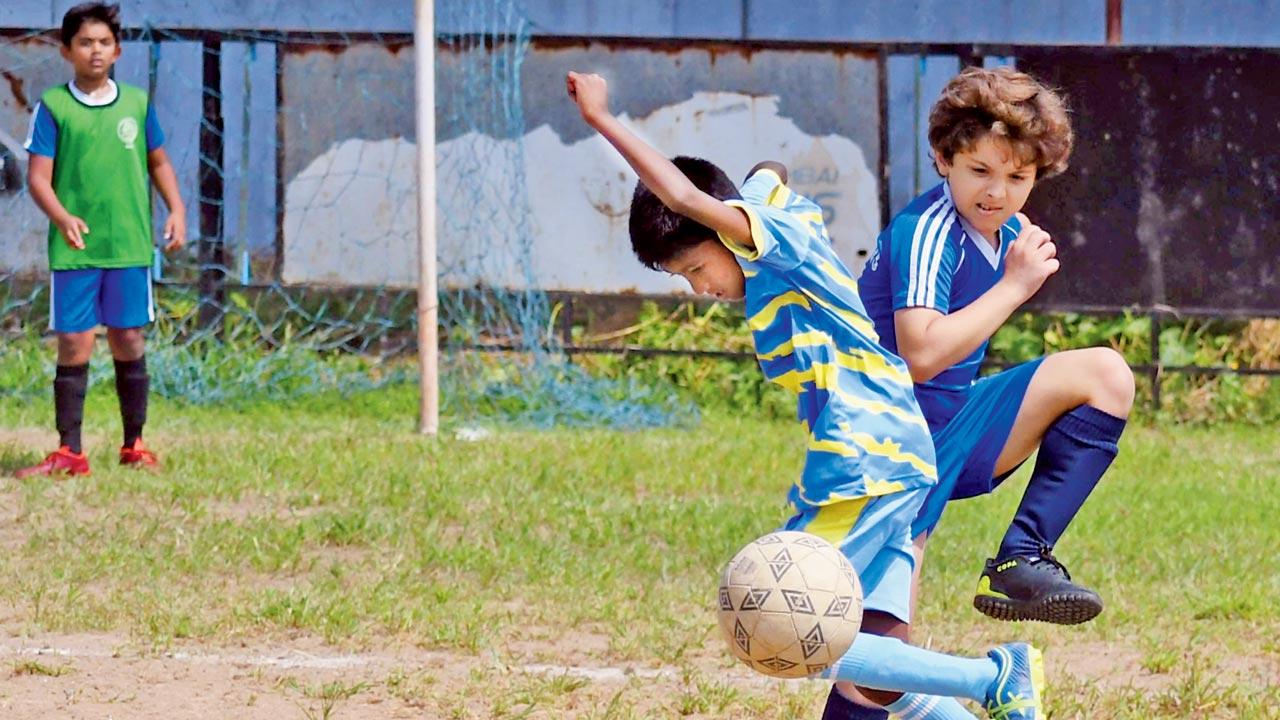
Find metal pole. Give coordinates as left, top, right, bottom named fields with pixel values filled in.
left=415, top=0, right=439, bottom=435
left=1150, top=310, right=1161, bottom=413
left=1106, top=0, right=1124, bottom=46
left=198, top=38, right=226, bottom=332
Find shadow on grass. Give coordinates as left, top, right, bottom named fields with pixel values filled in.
left=0, top=445, right=48, bottom=477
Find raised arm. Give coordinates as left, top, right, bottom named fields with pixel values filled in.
left=567, top=71, right=753, bottom=248
left=894, top=215, right=1059, bottom=382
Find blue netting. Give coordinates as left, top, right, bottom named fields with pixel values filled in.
left=0, top=1, right=694, bottom=427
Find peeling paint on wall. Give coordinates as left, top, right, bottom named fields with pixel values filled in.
left=282, top=91, right=879, bottom=292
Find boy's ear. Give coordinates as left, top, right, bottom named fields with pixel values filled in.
left=933, top=151, right=951, bottom=177
left=59, top=44, right=71, bottom=61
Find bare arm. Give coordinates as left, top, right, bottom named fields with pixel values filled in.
left=147, top=147, right=187, bottom=252
left=27, top=154, right=87, bottom=249
left=566, top=71, right=753, bottom=249
left=894, top=215, right=1059, bottom=382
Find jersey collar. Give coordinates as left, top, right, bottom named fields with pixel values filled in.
left=68, top=78, right=118, bottom=107
left=942, top=181, right=1003, bottom=270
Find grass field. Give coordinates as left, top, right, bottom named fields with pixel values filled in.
left=0, top=382, right=1277, bottom=718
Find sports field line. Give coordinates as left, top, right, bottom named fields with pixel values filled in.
left=0, top=640, right=701, bottom=680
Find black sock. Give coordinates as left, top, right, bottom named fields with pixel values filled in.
left=114, top=356, right=149, bottom=448
left=54, top=363, right=89, bottom=454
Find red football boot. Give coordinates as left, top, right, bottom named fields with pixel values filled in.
left=119, top=439, right=159, bottom=469
left=14, top=446, right=91, bottom=479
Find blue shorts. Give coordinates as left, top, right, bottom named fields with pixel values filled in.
left=912, top=358, right=1045, bottom=537
left=50, top=266, right=154, bottom=333
left=783, top=487, right=927, bottom=624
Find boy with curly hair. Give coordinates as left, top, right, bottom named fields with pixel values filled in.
left=859, top=65, right=1134, bottom=628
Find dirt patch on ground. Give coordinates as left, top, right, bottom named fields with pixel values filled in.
left=0, top=631, right=1274, bottom=719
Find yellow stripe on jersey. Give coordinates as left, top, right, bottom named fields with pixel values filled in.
left=757, top=329, right=830, bottom=360
left=864, top=478, right=908, bottom=496
left=767, top=183, right=793, bottom=209
left=718, top=201, right=766, bottom=262
left=791, top=474, right=909, bottom=507
left=757, top=330, right=913, bottom=386
left=768, top=357, right=918, bottom=407
left=817, top=258, right=860, bottom=295
left=799, top=288, right=880, bottom=339
left=743, top=269, right=758, bottom=278
left=774, top=367, right=925, bottom=428
left=748, top=291, right=811, bottom=332
left=842, top=425, right=938, bottom=479
left=798, top=210, right=825, bottom=225
left=798, top=495, right=870, bottom=545
left=808, top=432, right=860, bottom=458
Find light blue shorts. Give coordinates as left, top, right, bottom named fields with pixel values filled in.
left=782, top=487, right=927, bottom=624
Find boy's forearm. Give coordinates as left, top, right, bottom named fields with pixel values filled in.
left=587, top=112, right=700, bottom=215
left=27, top=179, right=73, bottom=225
left=903, top=281, right=1025, bottom=379
left=149, top=161, right=186, bottom=214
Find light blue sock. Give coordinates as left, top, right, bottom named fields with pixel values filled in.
left=884, top=693, right=979, bottom=719
left=822, top=633, right=997, bottom=701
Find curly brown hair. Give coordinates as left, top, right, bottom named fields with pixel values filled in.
left=928, top=66, right=1072, bottom=179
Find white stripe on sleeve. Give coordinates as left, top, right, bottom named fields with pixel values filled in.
left=907, top=196, right=948, bottom=306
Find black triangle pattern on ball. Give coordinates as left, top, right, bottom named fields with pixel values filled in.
left=739, top=588, right=771, bottom=611
left=825, top=595, right=853, bottom=617
left=793, top=534, right=826, bottom=549
left=807, top=663, right=829, bottom=676
left=801, top=623, right=826, bottom=658
left=718, top=587, right=733, bottom=611
left=759, top=656, right=797, bottom=673
left=757, top=534, right=783, bottom=545
left=768, top=548, right=795, bottom=581
left=733, top=619, right=750, bottom=654
left=782, top=588, right=815, bottom=614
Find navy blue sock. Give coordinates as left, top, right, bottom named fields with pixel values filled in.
left=54, top=363, right=89, bottom=454
left=822, top=685, right=889, bottom=720
left=998, top=405, right=1127, bottom=560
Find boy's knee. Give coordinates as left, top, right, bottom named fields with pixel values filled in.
left=860, top=610, right=909, bottom=642
left=1086, top=347, right=1135, bottom=413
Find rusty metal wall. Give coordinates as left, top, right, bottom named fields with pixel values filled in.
left=0, top=35, right=63, bottom=275
left=1017, top=47, right=1280, bottom=313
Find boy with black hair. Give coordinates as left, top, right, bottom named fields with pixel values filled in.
left=17, top=2, right=186, bottom=478
left=569, top=70, right=1046, bottom=720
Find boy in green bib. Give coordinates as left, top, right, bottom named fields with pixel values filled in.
left=17, top=2, right=186, bottom=477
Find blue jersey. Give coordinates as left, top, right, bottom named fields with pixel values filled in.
left=858, top=181, right=1023, bottom=429
left=718, top=169, right=937, bottom=511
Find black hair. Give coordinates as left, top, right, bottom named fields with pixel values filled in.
left=61, top=2, right=121, bottom=47
left=627, top=156, right=741, bottom=270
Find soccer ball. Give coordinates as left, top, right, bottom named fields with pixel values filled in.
left=717, top=531, right=862, bottom=679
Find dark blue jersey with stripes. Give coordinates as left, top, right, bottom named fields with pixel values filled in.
left=858, top=181, right=1023, bottom=429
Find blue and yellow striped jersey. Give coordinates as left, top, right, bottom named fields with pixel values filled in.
left=717, top=169, right=937, bottom=510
